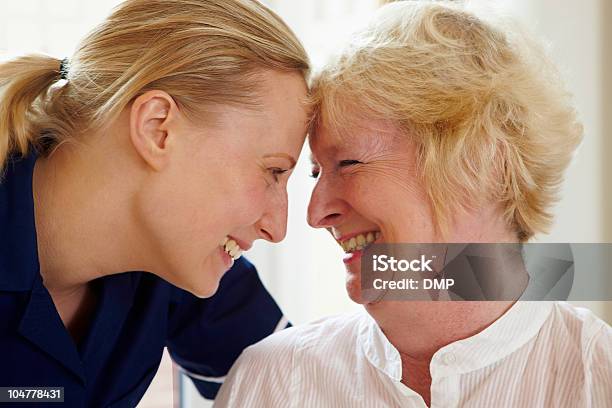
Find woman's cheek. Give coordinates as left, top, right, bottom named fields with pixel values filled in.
left=347, top=173, right=378, bottom=203
left=237, top=178, right=269, bottom=219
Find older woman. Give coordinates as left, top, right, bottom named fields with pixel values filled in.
left=215, top=2, right=611, bottom=407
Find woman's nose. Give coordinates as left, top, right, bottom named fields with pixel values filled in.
left=255, top=192, right=288, bottom=243
left=307, top=179, right=347, bottom=228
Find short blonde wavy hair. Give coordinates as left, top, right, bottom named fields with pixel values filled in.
left=309, top=1, right=583, bottom=241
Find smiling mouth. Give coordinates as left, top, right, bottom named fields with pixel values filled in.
left=338, top=231, right=380, bottom=253
left=220, top=236, right=243, bottom=260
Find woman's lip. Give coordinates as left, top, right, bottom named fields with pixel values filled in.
left=227, top=235, right=251, bottom=251
left=218, top=246, right=234, bottom=269
left=343, top=249, right=364, bottom=264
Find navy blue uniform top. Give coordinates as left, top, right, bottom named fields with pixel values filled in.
left=0, top=152, right=288, bottom=407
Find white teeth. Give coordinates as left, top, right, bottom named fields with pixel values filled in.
left=357, top=235, right=366, bottom=246
left=222, top=237, right=243, bottom=260
left=348, top=237, right=356, bottom=251
left=339, top=231, right=380, bottom=253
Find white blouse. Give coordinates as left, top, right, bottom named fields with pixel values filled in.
left=214, top=302, right=611, bottom=407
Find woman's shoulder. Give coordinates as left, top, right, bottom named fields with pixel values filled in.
left=244, top=310, right=366, bottom=357
left=225, top=310, right=367, bottom=378
left=215, top=310, right=368, bottom=406
left=0, top=151, right=40, bottom=291
left=548, top=303, right=612, bottom=402
left=545, top=302, right=611, bottom=368
left=549, top=301, right=611, bottom=338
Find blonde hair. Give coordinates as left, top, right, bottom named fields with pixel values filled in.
left=309, top=1, right=583, bottom=241
left=0, top=0, right=309, bottom=172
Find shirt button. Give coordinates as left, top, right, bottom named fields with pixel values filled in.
left=443, top=352, right=456, bottom=365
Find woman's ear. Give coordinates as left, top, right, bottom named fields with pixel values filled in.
left=129, top=90, right=178, bottom=171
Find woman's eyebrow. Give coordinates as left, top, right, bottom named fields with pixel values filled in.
left=263, top=153, right=297, bottom=169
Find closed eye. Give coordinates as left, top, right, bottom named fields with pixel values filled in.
left=310, top=160, right=361, bottom=179
left=269, top=167, right=288, bottom=183
left=339, top=160, right=362, bottom=167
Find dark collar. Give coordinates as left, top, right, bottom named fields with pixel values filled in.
left=0, top=152, right=40, bottom=291
left=1, top=150, right=141, bottom=383
left=0, top=151, right=88, bottom=382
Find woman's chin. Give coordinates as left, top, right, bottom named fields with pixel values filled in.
left=161, top=268, right=220, bottom=299
left=180, top=253, right=231, bottom=298
left=190, top=281, right=220, bottom=299
left=345, top=271, right=367, bottom=305
left=345, top=266, right=388, bottom=305
left=186, top=268, right=223, bottom=298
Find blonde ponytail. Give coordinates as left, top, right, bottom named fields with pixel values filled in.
left=0, top=55, right=66, bottom=171
left=0, top=0, right=309, bottom=172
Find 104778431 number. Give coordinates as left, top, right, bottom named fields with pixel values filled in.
left=0, top=387, right=64, bottom=402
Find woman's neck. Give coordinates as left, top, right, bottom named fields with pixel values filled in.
left=366, top=301, right=514, bottom=406
left=32, top=141, right=148, bottom=295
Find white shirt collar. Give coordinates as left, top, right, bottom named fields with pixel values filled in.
left=358, top=310, right=403, bottom=381
left=358, top=301, right=553, bottom=381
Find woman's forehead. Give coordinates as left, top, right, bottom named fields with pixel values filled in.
left=309, top=116, right=402, bottom=154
